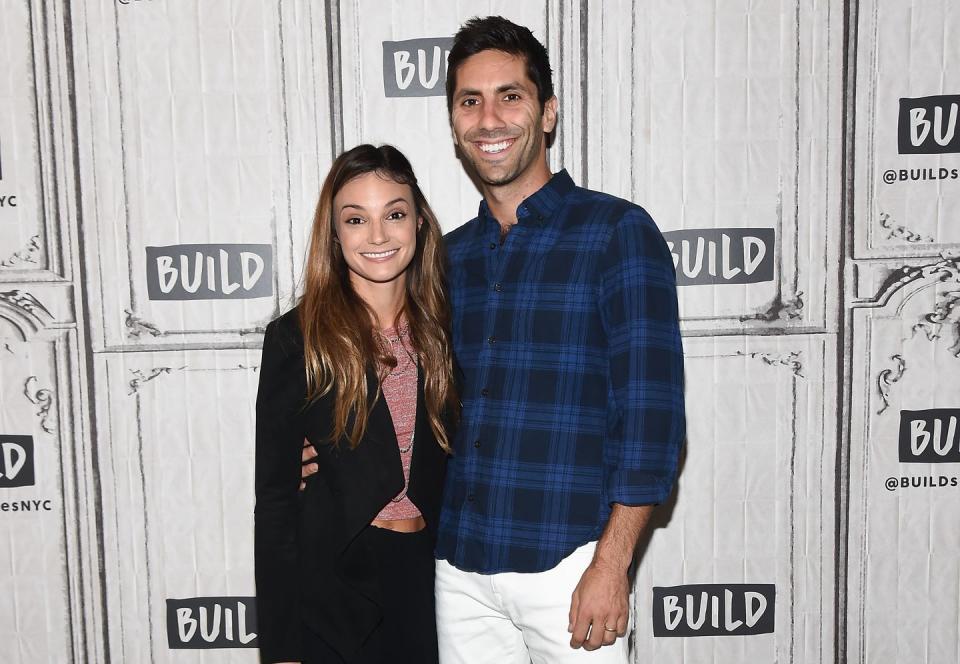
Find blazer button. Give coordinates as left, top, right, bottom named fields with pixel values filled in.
left=492, top=283, right=502, bottom=292
left=473, top=440, right=481, bottom=448
left=466, top=494, right=475, bottom=502
left=487, top=335, right=496, bottom=345
left=480, top=388, right=489, bottom=397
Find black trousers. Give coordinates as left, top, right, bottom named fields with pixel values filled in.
left=302, top=526, right=438, bottom=664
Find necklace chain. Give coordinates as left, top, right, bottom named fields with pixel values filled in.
left=380, top=320, right=416, bottom=503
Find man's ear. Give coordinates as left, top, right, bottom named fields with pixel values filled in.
left=542, top=96, right=559, bottom=134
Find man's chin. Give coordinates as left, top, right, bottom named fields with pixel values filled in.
left=472, top=164, right=521, bottom=188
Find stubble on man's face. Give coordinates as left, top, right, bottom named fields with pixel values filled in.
left=449, top=50, right=555, bottom=191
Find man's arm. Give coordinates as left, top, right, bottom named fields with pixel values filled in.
left=568, top=207, right=685, bottom=650
left=300, top=438, right=318, bottom=489
left=568, top=504, right=653, bottom=650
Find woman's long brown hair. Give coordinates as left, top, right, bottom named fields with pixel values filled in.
left=299, top=144, right=457, bottom=451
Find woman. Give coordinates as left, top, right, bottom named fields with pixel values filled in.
left=254, top=144, right=458, bottom=664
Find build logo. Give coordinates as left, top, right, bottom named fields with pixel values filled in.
left=145, top=244, right=272, bottom=301
left=652, top=583, right=776, bottom=637
left=382, top=38, right=453, bottom=97
left=662, top=228, right=775, bottom=286
left=167, top=597, right=258, bottom=649
left=0, top=435, right=35, bottom=488
left=899, top=409, right=960, bottom=463
left=898, top=95, right=960, bottom=154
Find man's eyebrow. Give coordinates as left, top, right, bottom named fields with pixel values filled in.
left=455, top=82, right=528, bottom=101
left=455, top=87, right=482, bottom=99
left=495, top=82, right=524, bottom=94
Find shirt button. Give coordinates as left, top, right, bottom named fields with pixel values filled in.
left=493, top=283, right=502, bottom=292
left=480, top=388, right=489, bottom=397
left=489, top=242, right=496, bottom=250
left=466, top=494, right=475, bottom=502
left=487, top=335, right=496, bottom=345
left=473, top=440, right=481, bottom=448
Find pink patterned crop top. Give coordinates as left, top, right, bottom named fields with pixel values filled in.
left=372, top=322, right=422, bottom=521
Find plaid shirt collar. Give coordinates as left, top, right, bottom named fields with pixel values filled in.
left=477, top=169, right=577, bottom=231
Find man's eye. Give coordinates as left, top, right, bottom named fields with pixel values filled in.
left=462, top=98, right=479, bottom=107
left=504, top=93, right=520, bottom=102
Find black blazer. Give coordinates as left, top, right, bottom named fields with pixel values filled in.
left=254, top=309, right=449, bottom=663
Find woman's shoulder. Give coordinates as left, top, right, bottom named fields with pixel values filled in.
left=262, top=306, right=305, bottom=363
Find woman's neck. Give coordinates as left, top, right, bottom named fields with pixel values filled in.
left=351, top=275, right=406, bottom=329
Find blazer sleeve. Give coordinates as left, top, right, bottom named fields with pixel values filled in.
left=254, top=318, right=305, bottom=663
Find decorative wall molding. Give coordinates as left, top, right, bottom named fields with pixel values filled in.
left=879, top=212, right=935, bottom=245
left=0, top=235, right=43, bottom=268
left=127, top=367, right=184, bottom=395
left=123, top=310, right=162, bottom=339
left=875, top=353, right=905, bottom=415
left=741, top=292, right=806, bottom=323
left=737, top=350, right=806, bottom=378
left=23, top=375, right=56, bottom=434
left=0, top=289, right=55, bottom=339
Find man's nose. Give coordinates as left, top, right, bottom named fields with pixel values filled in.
left=478, top=99, right=506, bottom=131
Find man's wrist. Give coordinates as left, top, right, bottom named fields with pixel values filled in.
left=591, top=543, right=632, bottom=574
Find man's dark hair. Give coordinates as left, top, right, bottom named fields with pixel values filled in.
left=445, top=16, right=554, bottom=114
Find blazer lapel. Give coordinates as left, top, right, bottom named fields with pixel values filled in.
left=363, top=368, right=392, bottom=438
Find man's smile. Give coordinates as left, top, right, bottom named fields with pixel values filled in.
left=475, top=138, right=517, bottom=155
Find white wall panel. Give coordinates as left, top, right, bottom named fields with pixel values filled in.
left=633, top=335, right=837, bottom=663
left=0, top=332, right=87, bottom=663
left=852, top=0, right=960, bottom=258
left=94, top=349, right=260, bottom=662
left=72, top=0, right=335, bottom=350
left=846, top=257, right=960, bottom=663
left=586, top=0, right=843, bottom=334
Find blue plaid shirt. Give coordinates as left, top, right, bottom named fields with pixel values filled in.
left=436, top=170, right=685, bottom=574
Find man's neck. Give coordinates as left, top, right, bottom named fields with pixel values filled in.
left=482, top=163, right=552, bottom=228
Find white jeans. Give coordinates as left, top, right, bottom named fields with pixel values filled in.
left=435, top=542, right=632, bottom=664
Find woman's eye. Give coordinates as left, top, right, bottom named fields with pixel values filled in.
left=344, top=216, right=364, bottom=225
left=386, top=210, right=407, bottom=221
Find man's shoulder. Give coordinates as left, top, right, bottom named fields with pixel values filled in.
left=565, top=184, right=657, bottom=229
left=442, top=216, right=482, bottom=250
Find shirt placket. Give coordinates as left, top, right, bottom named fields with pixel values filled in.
left=468, top=221, right=520, bottom=506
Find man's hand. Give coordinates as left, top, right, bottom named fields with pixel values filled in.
left=567, top=503, right=654, bottom=649
left=567, top=559, right=629, bottom=650
left=299, top=438, right=318, bottom=491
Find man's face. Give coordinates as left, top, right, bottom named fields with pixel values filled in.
left=450, top=49, right=557, bottom=189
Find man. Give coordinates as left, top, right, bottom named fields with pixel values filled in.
left=304, top=15, right=685, bottom=663
left=435, top=16, right=683, bottom=663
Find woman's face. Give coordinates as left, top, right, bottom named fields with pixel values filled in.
left=333, top=171, right=421, bottom=296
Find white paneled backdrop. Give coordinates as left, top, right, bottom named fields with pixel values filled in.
left=0, top=1, right=957, bottom=662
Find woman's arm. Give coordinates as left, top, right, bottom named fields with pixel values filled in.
left=254, top=319, right=305, bottom=663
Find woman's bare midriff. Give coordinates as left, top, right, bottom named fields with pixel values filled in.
left=370, top=516, right=426, bottom=532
